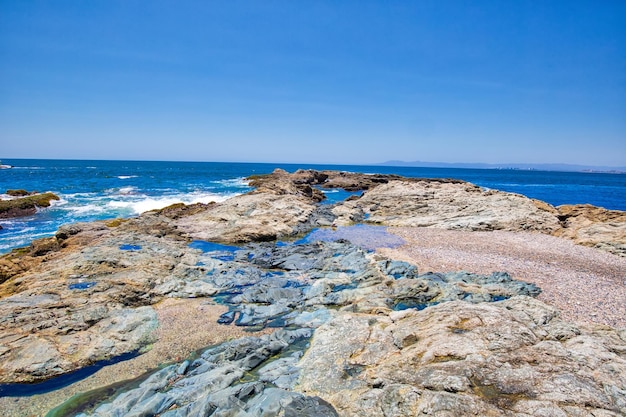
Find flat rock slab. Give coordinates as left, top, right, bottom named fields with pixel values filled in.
left=333, top=180, right=562, bottom=233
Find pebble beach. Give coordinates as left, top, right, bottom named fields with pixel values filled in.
left=380, top=227, right=626, bottom=329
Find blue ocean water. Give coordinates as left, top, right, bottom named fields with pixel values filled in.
left=1, top=159, right=624, bottom=254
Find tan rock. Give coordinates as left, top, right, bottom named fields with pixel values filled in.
left=334, top=180, right=562, bottom=233
left=173, top=192, right=325, bottom=243
left=554, top=204, right=626, bottom=256
left=296, top=297, right=626, bottom=416
left=0, top=218, right=195, bottom=383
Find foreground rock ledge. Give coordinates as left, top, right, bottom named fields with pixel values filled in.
left=52, top=297, right=626, bottom=416
left=296, top=297, right=626, bottom=416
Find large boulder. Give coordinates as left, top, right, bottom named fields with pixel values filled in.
left=173, top=192, right=333, bottom=243
left=554, top=204, right=626, bottom=257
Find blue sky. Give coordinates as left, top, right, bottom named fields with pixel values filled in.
left=1, top=1, right=625, bottom=165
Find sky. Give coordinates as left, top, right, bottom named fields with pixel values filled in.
left=1, top=1, right=625, bottom=166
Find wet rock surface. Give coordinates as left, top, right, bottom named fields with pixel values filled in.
left=0, top=217, right=186, bottom=382
left=196, top=238, right=540, bottom=329
left=0, top=169, right=624, bottom=416
left=67, top=329, right=339, bottom=417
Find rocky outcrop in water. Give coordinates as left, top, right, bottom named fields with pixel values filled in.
left=248, top=169, right=626, bottom=256
left=248, top=168, right=466, bottom=193
left=0, top=191, right=60, bottom=219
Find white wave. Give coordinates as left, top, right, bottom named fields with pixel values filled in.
left=118, top=186, right=139, bottom=195
left=107, top=192, right=237, bottom=214
left=27, top=231, right=56, bottom=239
left=49, top=198, right=66, bottom=207
left=118, top=175, right=138, bottom=179
left=65, top=204, right=107, bottom=215
left=63, top=192, right=98, bottom=198
left=12, top=226, right=36, bottom=233
left=212, top=177, right=250, bottom=187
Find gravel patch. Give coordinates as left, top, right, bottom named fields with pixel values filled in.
left=379, top=227, right=626, bottom=329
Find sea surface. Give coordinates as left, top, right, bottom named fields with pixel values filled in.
left=1, top=159, right=625, bottom=254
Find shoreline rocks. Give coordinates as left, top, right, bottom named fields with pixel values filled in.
left=248, top=169, right=626, bottom=256
left=0, top=169, right=624, bottom=416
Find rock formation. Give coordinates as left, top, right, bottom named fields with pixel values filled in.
left=246, top=169, right=626, bottom=255
left=332, top=180, right=562, bottom=233
left=0, top=169, right=624, bottom=416
left=554, top=204, right=626, bottom=257
left=0, top=191, right=60, bottom=219
left=296, top=297, right=626, bottom=416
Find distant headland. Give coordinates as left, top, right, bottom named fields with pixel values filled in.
left=380, top=160, right=626, bottom=174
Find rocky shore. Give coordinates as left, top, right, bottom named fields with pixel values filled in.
left=0, top=169, right=624, bottom=416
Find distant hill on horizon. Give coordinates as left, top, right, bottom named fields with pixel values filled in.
left=379, top=160, right=626, bottom=174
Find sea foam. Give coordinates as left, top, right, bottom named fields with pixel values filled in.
left=107, top=192, right=236, bottom=214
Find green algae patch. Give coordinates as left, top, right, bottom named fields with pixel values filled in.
left=105, top=218, right=128, bottom=228
left=45, top=369, right=155, bottom=417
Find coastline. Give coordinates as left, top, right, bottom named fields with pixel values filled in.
left=0, top=168, right=624, bottom=416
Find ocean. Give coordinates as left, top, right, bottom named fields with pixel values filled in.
left=1, top=159, right=625, bottom=254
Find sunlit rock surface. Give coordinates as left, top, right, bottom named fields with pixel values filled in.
left=0, top=169, right=624, bottom=416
